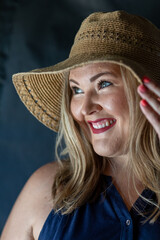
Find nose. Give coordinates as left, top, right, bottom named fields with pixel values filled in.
left=81, top=94, right=102, bottom=116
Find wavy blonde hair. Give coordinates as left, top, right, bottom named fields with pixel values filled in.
left=52, top=63, right=160, bottom=223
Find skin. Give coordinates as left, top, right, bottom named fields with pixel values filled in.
left=69, top=62, right=130, bottom=170
left=1, top=63, right=160, bottom=240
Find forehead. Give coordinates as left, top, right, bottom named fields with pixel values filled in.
left=69, top=62, right=121, bottom=79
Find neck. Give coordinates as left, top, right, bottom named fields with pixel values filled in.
left=103, top=155, right=129, bottom=178
left=103, top=156, right=145, bottom=211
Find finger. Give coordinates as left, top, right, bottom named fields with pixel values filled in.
left=143, top=76, right=160, bottom=98
left=140, top=99, right=160, bottom=139
left=137, top=85, right=160, bottom=115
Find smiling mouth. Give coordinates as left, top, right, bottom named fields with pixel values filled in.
left=88, top=118, right=116, bottom=134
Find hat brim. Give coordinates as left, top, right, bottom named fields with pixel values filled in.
left=13, top=53, right=145, bottom=132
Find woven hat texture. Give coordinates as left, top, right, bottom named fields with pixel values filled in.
left=13, top=10, right=160, bottom=132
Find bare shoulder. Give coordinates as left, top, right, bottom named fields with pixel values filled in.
left=1, top=161, right=59, bottom=240
left=28, top=161, right=59, bottom=195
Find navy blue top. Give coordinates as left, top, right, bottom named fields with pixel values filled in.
left=38, top=176, right=160, bottom=240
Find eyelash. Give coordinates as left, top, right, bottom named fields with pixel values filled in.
left=71, top=87, right=83, bottom=95
left=97, top=80, right=112, bottom=89
left=70, top=80, right=112, bottom=95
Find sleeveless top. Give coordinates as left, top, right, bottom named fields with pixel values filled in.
left=38, top=175, right=160, bottom=240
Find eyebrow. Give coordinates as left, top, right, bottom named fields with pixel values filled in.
left=69, top=71, right=117, bottom=85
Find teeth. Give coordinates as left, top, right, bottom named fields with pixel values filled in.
left=92, top=119, right=116, bottom=129
left=106, top=121, right=109, bottom=127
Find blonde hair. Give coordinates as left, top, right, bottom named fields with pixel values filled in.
left=120, top=66, right=160, bottom=223
left=52, top=63, right=160, bottom=223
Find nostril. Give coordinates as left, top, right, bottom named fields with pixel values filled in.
left=81, top=103, right=102, bottom=115
left=90, top=110, right=98, bottom=115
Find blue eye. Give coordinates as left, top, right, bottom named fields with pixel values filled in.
left=72, top=87, right=83, bottom=95
left=98, top=80, right=112, bottom=89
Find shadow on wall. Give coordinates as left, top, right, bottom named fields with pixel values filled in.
left=0, top=0, right=160, bottom=234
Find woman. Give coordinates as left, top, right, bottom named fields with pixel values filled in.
left=1, top=10, right=160, bottom=240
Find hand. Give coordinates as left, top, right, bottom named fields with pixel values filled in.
left=137, top=76, right=160, bottom=140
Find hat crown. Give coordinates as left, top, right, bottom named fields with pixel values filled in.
left=69, top=11, right=160, bottom=58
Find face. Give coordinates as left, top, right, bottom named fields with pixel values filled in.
left=69, top=62, right=129, bottom=159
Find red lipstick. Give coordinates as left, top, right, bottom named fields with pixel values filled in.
left=88, top=118, right=116, bottom=134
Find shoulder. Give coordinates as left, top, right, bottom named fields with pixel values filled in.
left=1, top=161, right=59, bottom=240
left=27, top=161, right=59, bottom=195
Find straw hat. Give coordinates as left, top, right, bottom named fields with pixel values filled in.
left=12, top=10, right=160, bottom=132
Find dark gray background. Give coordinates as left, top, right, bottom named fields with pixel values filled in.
left=1, top=0, right=160, bottom=234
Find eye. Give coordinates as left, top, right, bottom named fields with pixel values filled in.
left=98, top=80, right=112, bottom=90
left=71, top=86, right=83, bottom=95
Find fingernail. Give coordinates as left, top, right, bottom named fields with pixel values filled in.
left=140, top=99, right=148, bottom=107
left=139, top=84, right=147, bottom=93
left=142, top=76, right=151, bottom=83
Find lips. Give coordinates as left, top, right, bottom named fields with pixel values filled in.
left=88, top=118, right=116, bottom=134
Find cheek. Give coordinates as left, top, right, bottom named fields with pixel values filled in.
left=70, top=99, right=82, bottom=122
left=103, top=92, right=129, bottom=116
left=117, top=94, right=129, bottom=116
left=70, top=99, right=91, bottom=141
